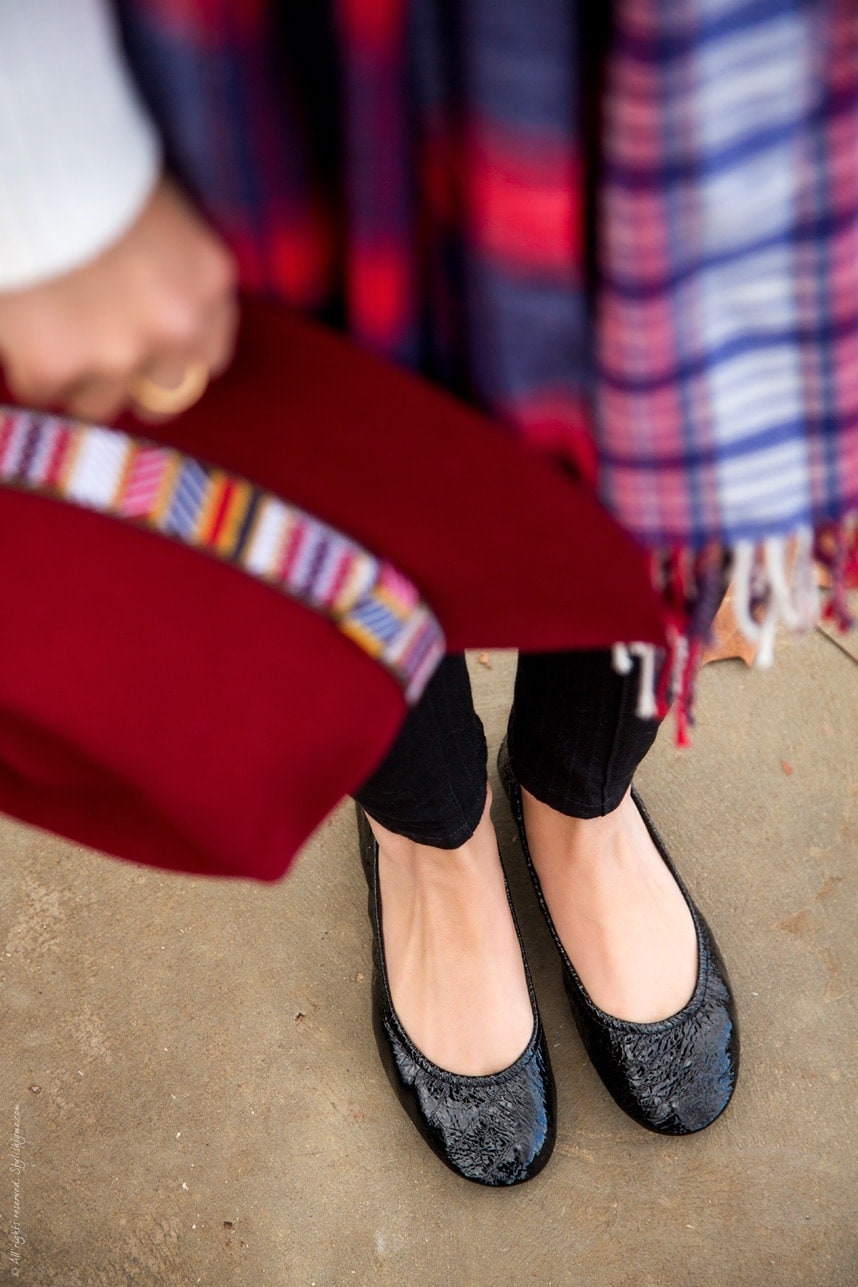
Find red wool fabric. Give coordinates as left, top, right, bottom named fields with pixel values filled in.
left=0, top=301, right=664, bottom=881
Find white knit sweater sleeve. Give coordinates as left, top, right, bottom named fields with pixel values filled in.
left=0, top=0, right=161, bottom=290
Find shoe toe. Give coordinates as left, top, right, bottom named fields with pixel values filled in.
left=381, top=1010, right=556, bottom=1185
left=585, top=958, right=739, bottom=1135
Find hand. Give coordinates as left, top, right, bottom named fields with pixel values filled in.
left=0, top=177, right=238, bottom=423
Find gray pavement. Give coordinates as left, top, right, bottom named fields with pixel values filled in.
left=0, top=633, right=855, bottom=1286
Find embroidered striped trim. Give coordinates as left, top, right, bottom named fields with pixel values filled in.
left=0, top=408, right=446, bottom=704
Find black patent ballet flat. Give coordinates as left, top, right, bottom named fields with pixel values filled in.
left=355, top=804, right=556, bottom=1185
left=498, top=743, right=739, bottom=1136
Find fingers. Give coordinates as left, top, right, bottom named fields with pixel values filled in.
left=201, top=292, right=240, bottom=378
left=0, top=176, right=240, bottom=425
left=60, top=377, right=130, bottom=425
left=5, top=339, right=219, bottom=425
left=2, top=295, right=238, bottom=425
left=125, top=293, right=239, bottom=423
left=137, top=294, right=239, bottom=396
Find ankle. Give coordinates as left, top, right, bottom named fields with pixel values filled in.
left=368, top=786, right=494, bottom=879
left=521, top=787, right=635, bottom=870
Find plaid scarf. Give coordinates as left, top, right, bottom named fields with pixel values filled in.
left=116, top=0, right=858, bottom=727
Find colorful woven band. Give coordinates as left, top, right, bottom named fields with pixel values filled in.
left=0, top=408, right=446, bottom=704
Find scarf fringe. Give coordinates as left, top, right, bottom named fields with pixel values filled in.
left=613, top=514, right=857, bottom=746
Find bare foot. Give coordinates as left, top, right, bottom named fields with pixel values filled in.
left=520, top=788, right=698, bottom=1022
left=367, top=788, right=534, bottom=1075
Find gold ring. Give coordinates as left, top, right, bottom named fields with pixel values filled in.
left=130, top=361, right=209, bottom=415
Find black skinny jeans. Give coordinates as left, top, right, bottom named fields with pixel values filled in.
left=354, top=648, right=660, bottom=848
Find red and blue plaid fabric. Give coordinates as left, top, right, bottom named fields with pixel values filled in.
left=597, top=0, right=858, bottom=551
left=115, top=0, right=858, bottom=595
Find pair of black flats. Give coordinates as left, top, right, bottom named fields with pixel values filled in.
left=356, top=742, right=739, bottom=1186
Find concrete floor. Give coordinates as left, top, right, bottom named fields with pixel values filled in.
left=0, top=634, right=854, bottom=1286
